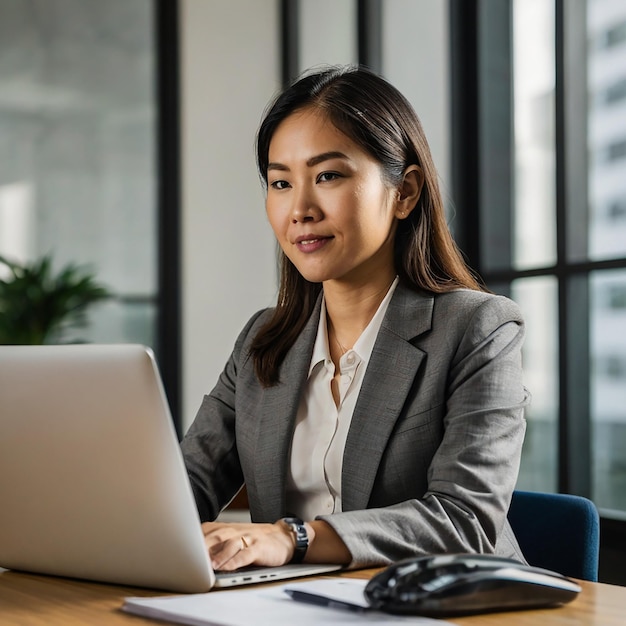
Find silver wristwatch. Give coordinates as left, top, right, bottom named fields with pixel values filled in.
left=281, top=516, right=309, bottom=563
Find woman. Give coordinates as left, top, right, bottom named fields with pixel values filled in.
left=181, top=65, right=530, bottom=571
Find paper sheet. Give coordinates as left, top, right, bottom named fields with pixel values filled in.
left=123, top=578, right=453, bottom=626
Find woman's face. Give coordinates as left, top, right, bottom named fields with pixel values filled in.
left=265, top=107, right=402, bottom=287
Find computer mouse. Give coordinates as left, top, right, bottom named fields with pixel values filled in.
left=364, top=553, right=581, bottom=617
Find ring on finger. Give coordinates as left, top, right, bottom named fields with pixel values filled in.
left=240, top=536, right=249, bottom=550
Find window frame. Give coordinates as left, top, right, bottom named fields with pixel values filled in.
left=450, top=0, right=626, bottom=584
left=156, top=0, right=182, bottom=436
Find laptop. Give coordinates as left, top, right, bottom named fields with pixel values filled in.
left=0, top=344, right=341, bottom=593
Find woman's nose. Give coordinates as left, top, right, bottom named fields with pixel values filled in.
left=290, top=186, right=322, bottom=223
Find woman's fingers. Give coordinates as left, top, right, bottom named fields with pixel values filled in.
left=200, top=521, right=294, bottom=570
left=210, top=533, right=252, bottom=571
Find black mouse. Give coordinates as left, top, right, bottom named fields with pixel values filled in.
left=364, top=553, right=581, bottom=617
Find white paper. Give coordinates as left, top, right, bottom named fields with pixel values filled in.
left=123, top=578, right=453, bottom=626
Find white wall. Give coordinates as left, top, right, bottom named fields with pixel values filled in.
left=299, top=0, right=357, bottom=71
left=180, top=0, right=281, bottom=431
left=179, top=0, right=451, bottom=433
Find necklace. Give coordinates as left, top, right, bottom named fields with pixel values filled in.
left=328, top=275, right=397, bottom=358
left=333, top=333, right=350, bottom=356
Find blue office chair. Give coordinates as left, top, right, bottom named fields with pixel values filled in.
left=507, top=489, right=600, bottom=581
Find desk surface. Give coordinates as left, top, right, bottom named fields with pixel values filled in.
left=1, top=567, right=625, bottom=626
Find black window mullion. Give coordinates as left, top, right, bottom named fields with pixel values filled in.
left=156, top=0, right=182, bottom=437
left=357, top=0, right=382, bottom=73
left=449, top=0, right=480, bottom=269
left=555, top=0, right=592, bottom=497
left=281, top=0, right=300, bottom=86
left=477, top=0, right=514, bottom=275
left=450, top=0, right=514, bottom=278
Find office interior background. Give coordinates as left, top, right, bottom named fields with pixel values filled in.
left=0, top=0, right=625, bottom=584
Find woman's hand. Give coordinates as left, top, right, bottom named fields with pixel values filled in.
left=201, top=519, right=351, bottom=571
left=201, top=521, right=297, bottom=571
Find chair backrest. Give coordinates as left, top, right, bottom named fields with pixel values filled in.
left=507, top=490, right=600, bottom=581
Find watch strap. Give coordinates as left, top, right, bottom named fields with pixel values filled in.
left=281, top=516, right=308, bottom=563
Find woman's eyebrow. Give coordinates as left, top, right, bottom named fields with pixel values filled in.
left=306, top=151, right=349, bottom=167
left=267, top=151, right=350, bottom=172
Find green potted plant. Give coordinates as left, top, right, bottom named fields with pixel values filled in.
left=0, top=253, right=111, bottom=345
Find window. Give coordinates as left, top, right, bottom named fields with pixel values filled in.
left=0, top=0, right=181, bottom=428
left=451, top=0, right=626, bottom=520
left=0, top=0, right=159, bottom=345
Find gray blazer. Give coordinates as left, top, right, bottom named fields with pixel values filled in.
left=181, top=283, right=530, bottom=568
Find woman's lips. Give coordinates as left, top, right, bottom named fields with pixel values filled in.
left=294, top=235, right=332, bottom=253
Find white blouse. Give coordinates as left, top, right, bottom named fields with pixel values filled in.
left=285, top=277, right=399, bottom=521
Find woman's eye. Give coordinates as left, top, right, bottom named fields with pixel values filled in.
left=317, top=172, right=341, bottom=183
left=269, top=179, right=290, bottom=190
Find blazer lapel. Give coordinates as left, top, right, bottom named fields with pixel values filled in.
left=250, top=299, right=322, bottom=522
left=342, top=285, right=434, bottom=511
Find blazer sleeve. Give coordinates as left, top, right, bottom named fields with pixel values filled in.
left=180, top=309, right=267, bottom=522
left=317, top=294, right=530, bottom=568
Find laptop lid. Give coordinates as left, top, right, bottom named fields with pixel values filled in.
left=0, top=344, right=215, bottom=593
left=0, top=344, right=342, bottom=593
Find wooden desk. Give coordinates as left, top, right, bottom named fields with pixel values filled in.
left=1, top=566, right=625, bottom=625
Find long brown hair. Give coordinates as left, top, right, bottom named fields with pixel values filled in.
left=251, top=66, right=483, bottom=386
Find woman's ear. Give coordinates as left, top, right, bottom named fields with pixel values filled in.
left=395, top=165, right=424, bottom=219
